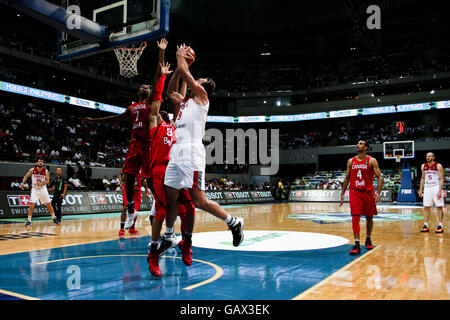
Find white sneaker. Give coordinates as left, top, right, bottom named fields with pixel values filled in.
left=124, top=210, right=138, bottom=229
left=158, top=233, right=179, bottom=256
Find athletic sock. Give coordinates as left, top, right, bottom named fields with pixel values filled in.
left=184, top=232, right=192, bottom=244
left=225, top=215, right=237, bottom=227
left=355, top=240, right=360, bottom=246
left=150, top=241, right=158, bottom=254
left=165, top=227, right=174, bottom=235
left=439, top=222, right=443, bottom=227
left=424, top=222, right=429, bottom=227
left=120, top=222, right=125, bottom=230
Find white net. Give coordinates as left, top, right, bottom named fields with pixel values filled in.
left=114, top=42, right=147, bottom=78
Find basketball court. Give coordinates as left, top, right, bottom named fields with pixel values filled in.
left=0, top=0, right=449, bottom=305
left=0, top=201, right=449, bottom=300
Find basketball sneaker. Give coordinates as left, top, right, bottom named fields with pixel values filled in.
left=421, top=225, right=430, bottom=232
left=365, top=239, right=374, bottom=250
left=178, top=240, right=193, bottom=266
left=349, top=244, right=361, bottom=255
left=158, top=233, right=178, bottom=256
left=118, top=229, right=125, bottom=240
left=435, top=225, right=444, bottom=233
left=129, top=228, right=140, bottom=236
left=229, top=217, right=244, bottom=247
left=124, top=211, right=138, bottom=229
left=52, top=216, right=59, bottom=225
left=147, top=251, right=161, bottom=277
left=24, top=220, right=31, bottom=227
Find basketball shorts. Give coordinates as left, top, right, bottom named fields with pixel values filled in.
left=122, top=185, right=142, bottom=212
left=123, top=139, right=151, bottom=177
left=349, top=188, right=378, bottom=217
left=423, top=185, right=444, bottom=207
left=30, top=187, right=51, bottom=204
left=151, top=165, right=194, bottom=222
left=164, top=162, right=205, bottom=191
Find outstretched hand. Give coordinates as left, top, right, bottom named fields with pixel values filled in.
left=176, top=44, right=189, bottom=58
left=157, top=38, right=168, bottom=51
left=160, top=62, right=173, bottom=76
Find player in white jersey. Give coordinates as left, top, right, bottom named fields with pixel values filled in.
left=20, top=158, right=58, bottom=227
left=419, top=152, right=445, bottom=233
left=161, top=44, right=244, bottom=255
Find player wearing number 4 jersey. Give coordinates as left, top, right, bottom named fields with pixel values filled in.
left=340, top=140, right=383, bottom=255
left=419, top=152, right=445, bottom=233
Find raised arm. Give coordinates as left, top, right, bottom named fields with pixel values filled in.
left=371, top=157, right=383, bottom=202
left=175, top=45, right=208, bottom=104
left=20, top=168, right=33, bottom=190
left=150, top=38, right=168, bottom=99
left=418, top=164, right=425, bottom=197
left=82, top=108, right=130, bottom=125
left=167, top=69, right=186, bottom=106
left=340, top=158, right=353, bottom=207
left=149, top=62, right=173, bottom=129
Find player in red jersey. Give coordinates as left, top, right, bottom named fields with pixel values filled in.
left=340, top=140, right=383, bottom=255
left=118, top=167, right=151, bottom=239
left=83, top=39, right=168, bottom=223
left=146, top=68, right=196, bottom=277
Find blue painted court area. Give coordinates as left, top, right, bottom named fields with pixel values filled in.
left=0, top=236, right=369, bottom=300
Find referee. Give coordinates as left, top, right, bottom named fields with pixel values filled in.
left=49, top=167, right=68, bottom=223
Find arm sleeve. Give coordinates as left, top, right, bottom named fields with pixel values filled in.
left=152, top=75, right=167, bottom=102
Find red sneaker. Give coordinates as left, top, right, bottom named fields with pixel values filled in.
left=421, top=225, right=430, bottom=232
left=147, top=251, right=161, bottom=277
left=178, top=240, right=193, bottom=266
left=118, top=229, right=125, bottom=240
left=365, top=239, right=374, bottom=250
left=128, top=228, right=140, bottom=236
left=349, top=244, right=361, bottom=255
left=435, top=225, right=444, bottom=233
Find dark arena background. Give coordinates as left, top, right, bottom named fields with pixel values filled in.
left=0, top=0, right=449, bottom=310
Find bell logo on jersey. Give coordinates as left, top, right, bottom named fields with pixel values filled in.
left=356, top=180, right=366, bottom=187
left=132, top=122, right=143, bottom=130
left=163, top=136, right=173, bottom=146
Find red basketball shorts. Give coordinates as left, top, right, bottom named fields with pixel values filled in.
left=349, top=188, right=378, bottom=217
left=123, top=139, right=151, bottom=177
left=151, top=165, right=194, bottom=223
left=122, top=184, right=142, bottom=212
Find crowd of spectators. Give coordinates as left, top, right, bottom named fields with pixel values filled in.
left=279, top=119, right=449, bottom=149
left=0, top=101, right=130, bottom=169
left=205, top=177, right=252, bottom=191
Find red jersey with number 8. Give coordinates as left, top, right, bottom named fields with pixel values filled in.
left=350, top=156, right=374, bottom=191
left=128, top=99, right=150, bottom=140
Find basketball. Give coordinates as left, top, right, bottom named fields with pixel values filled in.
left=185, top=46, right=195, bottom=65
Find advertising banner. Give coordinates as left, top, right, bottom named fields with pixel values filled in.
left=0, top=191, right=154, bottom=219
left=288, top=189, right=392, bottom=202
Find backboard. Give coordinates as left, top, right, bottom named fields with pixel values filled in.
left=55, top=0, right=169, bottom=61
left=383, top=140, right=415, bottom=160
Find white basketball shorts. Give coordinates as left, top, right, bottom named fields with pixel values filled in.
left=423, top=185, right=444, bottom=207
left=164, top=162, right=205, bottom=191
left=30, top=187, right=51, bottom=204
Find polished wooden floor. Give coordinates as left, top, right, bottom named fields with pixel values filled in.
left=0, top=202, right=449, bottom=300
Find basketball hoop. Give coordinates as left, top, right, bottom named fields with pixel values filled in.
left=114, top=42, right=147, bottom=78
left=395, top=155, right=402, bottom=163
